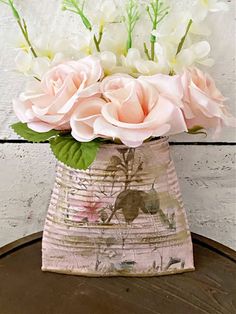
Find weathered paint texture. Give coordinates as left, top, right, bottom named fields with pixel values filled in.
left=0, top=144, right=235, bottom=249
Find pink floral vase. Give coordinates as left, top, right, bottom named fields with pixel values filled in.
left=42, top=138, right=194, bottom=276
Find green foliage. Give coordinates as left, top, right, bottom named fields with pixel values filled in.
left=62, top=0, right=92, bottom=30
left=62, top=0, right=104, bottom=51
left=11, top=122, right=60, bottom=142
left=50, top=135, right=100, bottom=170
left=11, top=123, right=100, bottom=169
left=145, top=0, right=169, bottom=60
left=124, top=0, right=140, bottom=52
left=0, top=0, right=37, bottom=57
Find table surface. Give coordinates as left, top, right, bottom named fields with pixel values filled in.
left=0, top=233, right=236, bottom=314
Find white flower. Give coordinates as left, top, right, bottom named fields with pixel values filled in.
left=100, top=23, right=127, bottom=56
left=70, top=29, right=94, bottom=55
left=14, top=50, right=66, bottom=79
left=14, top=36, right=76, bottom=79
left=88, top=0, right=120, bottom=26
left=14, top=50, right=32, bottom=74
left=34, top=35, right=79, bottom=59
left=154, top=40, right=214, bottom=74
left=153, top=11, right=210, bottom=44
left=173, top=41, right=214, bottom=72
left=192, top=0, right=229, bottom=22
left=7, top=0, right=228, bottom=78
left=121, top=48, right=160, bottom=76
left=154, top=12, right=192, bottom=46
left=154, top=42, right=173, bottom=74
left=96, top=51, right=117, bottom=75
left=152, top=10, right=214, bottom=73
left=13, top=32, right=82, bottom=78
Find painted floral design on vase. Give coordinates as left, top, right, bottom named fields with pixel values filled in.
left=42, top=138, right=194, bottom=276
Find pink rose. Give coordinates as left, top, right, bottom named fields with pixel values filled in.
left=95, top=74, right=187, bottom=147
left=71, top=97, right=107, bottom=142
left=13, top=56, right=103, bottom=132
left=181, top=67, right=236, bottom=135
left=71, top=74, right=187, bottom=147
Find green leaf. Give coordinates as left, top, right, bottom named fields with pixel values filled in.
left=187, top=125, right=207, bottom=136
left=11, top=122, right=60, bottom=142
left=49, top=135, right=100, bottom=170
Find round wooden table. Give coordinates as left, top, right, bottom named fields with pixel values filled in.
left=0, top=233, right=235, bottom=314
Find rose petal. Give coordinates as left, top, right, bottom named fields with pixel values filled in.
left=139, top=74, right=183, bottom=100
left=94, top=117, right=154, bottom=147
left=71, top=120, right=99, bottom=142
left=27, top=121, right=54, bottom=132
left=102, top=103, right=157, bottom=130
left=71, top=97, right=106, bottom=142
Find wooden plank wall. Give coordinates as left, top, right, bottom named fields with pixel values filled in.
left=0, top=0, right=235, bottom=249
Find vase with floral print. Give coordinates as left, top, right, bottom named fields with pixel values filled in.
left=42, top=138, right=194, bottom=276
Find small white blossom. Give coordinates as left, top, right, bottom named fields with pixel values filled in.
left=14, top=50, right=66, bottom=79
left=88, top=0, right=120, bottom=25
left=34, top=36, right=79, bottom=59
left=70, top=29, right=94, bottom=55
left=8, top=0, right=229, bottom=76
left=101, top=23, right=127, bottom=56
left=173, top=41, right=214, bottom=72
left=14, top=50, right=32, bottom=74
left=121, top=48, right=160, bottom=76
left=14, top=34, right=78, bottom=78
left=153, top=11, right=210, bottom=44
left=192, top=0, right=229, bottom=22
left=97, top=51, right=117, bottom=75
left=154, top=40, right=214, bottom=74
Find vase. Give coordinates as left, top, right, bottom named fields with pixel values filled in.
left=42, top=138, right=194, bottom=276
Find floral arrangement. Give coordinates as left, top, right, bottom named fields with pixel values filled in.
left=1, top=0, right=235, bottom=170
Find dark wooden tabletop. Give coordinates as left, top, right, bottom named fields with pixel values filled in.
left=0, top=233, right=236, bottom=314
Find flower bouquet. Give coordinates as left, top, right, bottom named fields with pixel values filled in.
left=1, top=0, right=235, bottom=276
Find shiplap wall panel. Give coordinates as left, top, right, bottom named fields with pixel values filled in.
left=0, top=144, right=235, bottom=249
left=0, top=0, right=235, bottom=141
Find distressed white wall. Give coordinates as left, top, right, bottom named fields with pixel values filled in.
left=0, top=144, right=235, bottom=249
left=0, top=0, right=235, bottom=249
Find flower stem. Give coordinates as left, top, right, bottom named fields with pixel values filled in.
left=146, top=0, right=169, bottom=61
left=125, top=0, right=140, bottom=54
left=93, top=24, right=104, bottom=52
left=62, top=0, right=92, bottom=30
left=62, top=0, right=104, bottom=52
left=126, top=32, right=132, bottom=52
left=18, top=19, right=37, bottom=57
left=150, top=34, right=156, bottom=61
left=0, top=0, right=9, bottom=5
left=176, top=19, right=193, bottom=55
left=144, top=42, right=151, bottom=60
left=1, top=0, right=38, bottom=57
left=169, top=18, right=193, bottom=75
